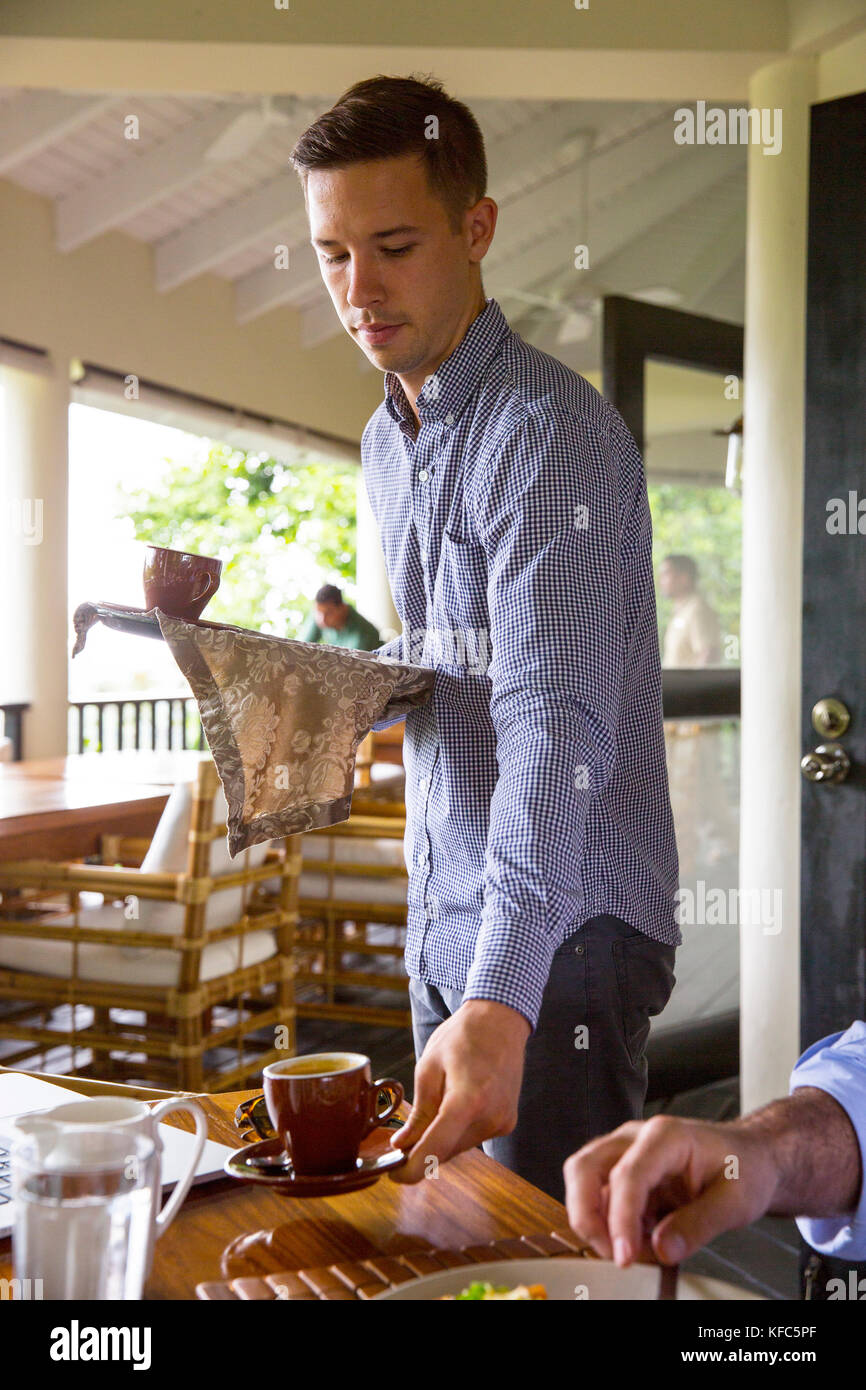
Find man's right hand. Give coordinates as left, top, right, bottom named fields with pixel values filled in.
left=563, top=1114, right=780, bottom=1267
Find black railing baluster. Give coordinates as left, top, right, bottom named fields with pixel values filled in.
left=62, top=692, right=218, bottom=756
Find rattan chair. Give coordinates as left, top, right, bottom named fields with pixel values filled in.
left=292, top=810, right=409, bottom=1029
left=0, top=759, right=300, bottom=1092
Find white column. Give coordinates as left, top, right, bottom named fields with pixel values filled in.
left=0, top=360, right=70, bottom=757
left=740, top=57, right=816, bottom=1111
left=355, top=472, right=400, bottom=641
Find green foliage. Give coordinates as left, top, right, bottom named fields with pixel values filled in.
left=648, top=482, right=742, bottom=662
left=118, top=441, right=359, bottom=635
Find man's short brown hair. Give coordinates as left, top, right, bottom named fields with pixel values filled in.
left=290, top=74, right=487, bottom=232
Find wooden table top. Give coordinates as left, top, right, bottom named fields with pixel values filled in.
left=0, top=750, right=210, bottom=784
left=0, top=750, right=402, bottom=862
left=0, top=758, right=175, bottom=862
left=0, top=1088, right=575, bottom=1299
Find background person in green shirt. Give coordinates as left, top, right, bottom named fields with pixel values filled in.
left=299, top=583, right=382, bottom=650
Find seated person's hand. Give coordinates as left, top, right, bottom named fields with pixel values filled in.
left=563, top=1113, right=780, bottom=1267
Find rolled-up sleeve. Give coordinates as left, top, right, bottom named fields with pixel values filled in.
left=790, top=1021, right=866, bottom=1259
left=461, top=410, right=625, bottom=1028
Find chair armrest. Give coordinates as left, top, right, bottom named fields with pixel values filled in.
left=0, top=861, right=180, bottom=898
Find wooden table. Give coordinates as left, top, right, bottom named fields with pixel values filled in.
left=0, top=752, right=204, bottom=863
left=0, top=750, right=210, bottom=784
left=0, top=1085, right=576, bottom=1300
left=0, top=750, right=401, bottom=863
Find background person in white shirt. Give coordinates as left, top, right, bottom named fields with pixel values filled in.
left=659, top=554, right=722, bottom=668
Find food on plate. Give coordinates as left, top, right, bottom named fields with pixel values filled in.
left=441, top=1280, right=547, bottom=1301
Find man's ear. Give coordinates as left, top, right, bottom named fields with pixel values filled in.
left=466, top=196, right=497, bottom=263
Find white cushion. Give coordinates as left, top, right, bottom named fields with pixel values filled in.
left=123, top=779, right=271, bottom=933
left=302, top=836, right=406, bottom=868
left=0, top=909, right=277, bottom=986
left=298, top=871, right=407, bottom=906
left=367, top=763, right=405, bottom=788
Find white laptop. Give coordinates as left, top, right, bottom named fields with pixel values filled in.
left=0, top=1071, right=235, bottom=1238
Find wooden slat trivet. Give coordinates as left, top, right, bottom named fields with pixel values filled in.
left=196, top=1229, right=592, bottom=1300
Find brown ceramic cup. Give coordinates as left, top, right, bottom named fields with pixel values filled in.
left=142, top=545, right=222, bottom=620
left=262, top=1053, right=404, bottom=1176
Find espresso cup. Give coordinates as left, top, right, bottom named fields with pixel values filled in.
left=143, top=544, right=222, bottom=620
left=262, top=1053, right=403, bottom=1176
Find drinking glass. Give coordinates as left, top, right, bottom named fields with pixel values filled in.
left=12, top=1127, right=157, bottom=1300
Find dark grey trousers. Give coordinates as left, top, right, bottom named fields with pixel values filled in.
left=409, top=914, right=677, bottom=1204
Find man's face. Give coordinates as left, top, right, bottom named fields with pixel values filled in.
left=306, top=154, right=493, bottom=384
left=658, top=562, right=692, bottom=600
left=315, top=602, right=344, bottom=629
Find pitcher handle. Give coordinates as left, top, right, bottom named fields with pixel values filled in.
left=149, top=1098, right=208, bottom=1235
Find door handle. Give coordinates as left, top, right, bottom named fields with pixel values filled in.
left=800, top=742, right=851, bottom=784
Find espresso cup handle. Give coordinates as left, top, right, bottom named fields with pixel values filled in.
left=149, top=1098, right=208, bottom=1235
left=365, top=1078, right=404, bottom=1135
left=189, top=571, right=219, bottom=605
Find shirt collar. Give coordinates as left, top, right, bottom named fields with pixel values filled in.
left=383, top=298, right=510, bottom=430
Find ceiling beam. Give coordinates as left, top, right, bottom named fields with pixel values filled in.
left=674, top=201, right=748, bottom=306
left=302, top=296, right=342, bottom=349
left=0, top=91, right=117, bottom=175
left=0, top=39, right=783, bottom=102
left=533, top=170, right=746, bottom=307
left=155, top=175, right=307, bottom=291
left=234, top=241, right=322, bottom=324
left=486, top=142, right=744, bottom=304
left=55, top=103, right=253, bottom=252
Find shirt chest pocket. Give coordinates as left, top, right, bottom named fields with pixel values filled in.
left=435, top=531, right=489, bottom=635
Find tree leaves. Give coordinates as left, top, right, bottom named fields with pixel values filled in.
left=118, top=440, right=359, bottom=635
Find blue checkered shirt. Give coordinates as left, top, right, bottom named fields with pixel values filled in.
left=362, top=298, right=679, bottom=1030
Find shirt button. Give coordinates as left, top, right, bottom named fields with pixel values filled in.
left=418, top=469, right=429, bottom=482
left=418, top=776, right=430, bottom=791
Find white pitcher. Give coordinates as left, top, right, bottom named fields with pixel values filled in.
left=13, top=1095, right=207, bottom=1278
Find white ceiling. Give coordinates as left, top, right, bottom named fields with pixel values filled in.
left=0, top=87, right=746, bottom=375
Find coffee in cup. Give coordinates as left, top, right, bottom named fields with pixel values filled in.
left=143, top=544, right=222, bottom=620
left=262, top=1053, right=403, bottom=1176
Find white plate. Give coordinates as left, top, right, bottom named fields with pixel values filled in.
left=373, top=1257, right=765, bottom=1301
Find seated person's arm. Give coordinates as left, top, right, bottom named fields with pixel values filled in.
left=563, top=1022, right=866, bottom=1266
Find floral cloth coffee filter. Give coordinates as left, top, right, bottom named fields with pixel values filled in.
left=72, top=602, right=434, bottom=855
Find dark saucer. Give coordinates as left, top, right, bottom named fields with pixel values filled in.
left=224, top=1133, right=408, bottom=1198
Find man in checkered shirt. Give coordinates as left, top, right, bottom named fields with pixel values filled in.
left=292, top=75, right=680, bottom=1201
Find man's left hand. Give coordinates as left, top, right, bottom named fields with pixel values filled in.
left=388, top=999, right=530, bottom=1183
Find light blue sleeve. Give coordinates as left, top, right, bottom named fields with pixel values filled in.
left=789, top=1021, right=866, bottom=1260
